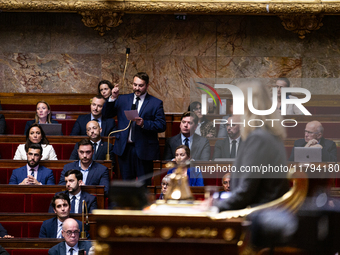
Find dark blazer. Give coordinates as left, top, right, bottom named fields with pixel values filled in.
left=39, top=217, right=86, bottom=238
left=59, top=161, right=109, bottom=196
left=49, top=240, right=92, bottom=255
left=289, top=137, right=337, bottom=162
left=69, top=140, right=114, bottom=161
left=9, top=165, right=55, bottom=185
left=102, top=93, right=166, bottom=160
left=48, top=190, right=97, bottom=213
left=0, top=245, right=9, bottom=255
left=24, top=119, right=59, bottom=134
left=215, top=129, right=290, bottom=211
left=70, top=114, right=115, bottom=137
left=163, top=133, right=211, bottom=161
left=213, top=138, right=242, bottom=160
left=0, top=223, right=7, bottom=238
left=0, top=114, right=5, bottom=135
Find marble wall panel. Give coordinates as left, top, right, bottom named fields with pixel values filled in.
left=147, top=15, right=216, bottom=56
left=0, top=53, right=101, bottom=93
left=217, top=16, right=304, bottom=58
left=51, top=14, right=147, bottom=55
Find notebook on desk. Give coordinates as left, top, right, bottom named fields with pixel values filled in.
left=294, top=147, right=322, bottom=162
left=39, top=123, right=62, bottom=135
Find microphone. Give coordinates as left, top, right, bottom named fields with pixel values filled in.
left=126, top=48, right=130, bottom=54
left=81, top=200, right=89, bottom=239
left=122, top=47, right=130, bottom=91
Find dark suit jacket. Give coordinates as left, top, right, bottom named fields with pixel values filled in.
left=59, top=161, right=109, bottom=196
left=9, top=165, right=55, bottom=185
left=0, top=223, right=7, bottom=238
left=212, top=138, right=242, bottom=160
left=0, top=245, right=9, bottom=255
left=163, top=133, right=211, bottom=161
left=102, top=93, right=166, bottom=160
left=48, top=190, right=97, bottom=213
left=215, top=128, right=290, bottom=211
left=0, top=114, right=5, bottom=135
left=70, top=114, right=115, bottom=137
left=288, top=137, right=337, bottom=162
left=39, top=217, right=85, bottom=238
left=49, top=240, right=92, bottom=255
left=69, top=140, right=114, bottom=162
left=24, top=119, right=59, bottom=134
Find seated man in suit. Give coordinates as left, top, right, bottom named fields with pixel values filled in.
left=49, top=170, right=97, bottom=213
left=48, top=218, right=92, bottom=255
left=289, top=120, right=337, bottom=162
left=70, top=120, right=114, bottom=161
left=9, top=143, right=55, bottom=185
left=70, top=95, right=115, bottom=136
left=40, top=193, right=88, bottom=238
left=163, top=111, right=210, bottom=161
left=222, top=173, right=231, bottom=192
left=213, top=116, right=242, bottom=160
left=59, top=138, right=110, bottom=196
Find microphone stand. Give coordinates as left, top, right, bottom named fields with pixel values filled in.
left=81, top=200, right=88, bottom=239
left=106, top=121, right=132, bottom=160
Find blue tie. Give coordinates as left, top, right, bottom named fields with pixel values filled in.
left=69, top=248, right=74, bottom=255
left=184, top=138, right=189, bottom=148
left=230, top=140, right=237, bottom=158
left=92, top=142, right=97, bottom=160
left=70, top=196, right=76, bottom=213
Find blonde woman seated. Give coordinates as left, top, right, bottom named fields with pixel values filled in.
left=14, top=123, right=58, bottom=160
left=167, top=145, right=204, bottom=186
left=159, top=174, right=171, bottom=200
left=24, top=100, right=60, bottom=134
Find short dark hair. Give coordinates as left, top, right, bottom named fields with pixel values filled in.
left=93, top=94, right=105, bottom=101
left=97, top=80, right=114, bottom=94
left=65, top=169, right=83, bottom=181
left=78, top=138, right=93, bottom=148
left=51, top=193, right=70, bottom=210
left=181, top=111, right=198, bottom=125
left=277, top=77, right=290, bottom=87
left=188, top=101, right=201, bottom=112
left=25, top=143, right=43, bottom=155
left=175, top=145, right=190, bottom=158
left=133, top=72, right=149, bottom=85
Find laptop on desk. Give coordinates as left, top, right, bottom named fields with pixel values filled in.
left=39, top=123, right=62, bottom=135
left=294, top=147, right=322, bottom=162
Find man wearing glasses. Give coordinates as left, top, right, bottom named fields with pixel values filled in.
left=289, top=120, right=337, bottom=162
left=48, top=218, right=92, bottom=255
left=39, top=193, right=89, bottom=239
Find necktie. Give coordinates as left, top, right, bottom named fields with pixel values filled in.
left=57, top=223, right=63, bottom=238
left=69, top=247, right=74, bottom=255
left=92, top=142, right=97, bottom=160
left=131, top=97, right=141, bottom=142
left=70, top=196, right=76, bottom=213
left=30, top=169, right=35, bottom=177
left=230, top=140, right=237, bottom=158
left=184, top=138, right=189, bottom=148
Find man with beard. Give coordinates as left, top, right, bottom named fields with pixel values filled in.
left=49, top=170, right=97, bottom=213
left=69, top=120, right=114, bottom=161
left=70, top=95, right=115, bottom=136
left=102, top=72, right=166, bottom=184
left=213, top=115, right=242, bottom=160
left=9, top=143, right=55, bottom=185
left=59, top=138, right=109, bottom=196
left=39, top=193, right=88, bottom=238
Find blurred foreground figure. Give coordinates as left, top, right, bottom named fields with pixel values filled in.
left=214, top=80, right=289, bottom=211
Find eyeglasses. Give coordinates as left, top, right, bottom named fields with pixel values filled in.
left=192, top=108, right=201, bottom=112
left=64, top=230, right=79, bottom=236
left=161, top=182, right=169, bottom=187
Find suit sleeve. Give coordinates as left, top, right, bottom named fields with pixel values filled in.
left=163, top=138, right=174, bottom=160
left=109, top=144, right=115, bottom=162
left=200, top=138, right=211, bottom=161
left=0, top=223, right=8, bottom=238
left=143, top=101, right=166, bottom=133
left=100, top=167, right=110, bottom=196
left=8, top=171, right=19, bottom=184
left=322, top=141, right=337, bottom=162
left=212, top=141, right=222, bottom=160
left=58, top=168, right=67, bottom=185
left=102, top=101, right=117, bottom=119
left=39, top=222, right=48, bottom=238
left=0, top=246, right=10, bottom=255
left=70, top=118, right=81, bottom=135
left=0, top=114, right=5, bottom=134
left=45, top=169, right=56, bottom=185
left=88, top=196, right=98, bottom=213
left=69, top=144, right=79, bottom=160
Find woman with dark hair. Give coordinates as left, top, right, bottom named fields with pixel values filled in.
left=98, top=80, right=119, bottom=100
left=188, top=101, right=216, bottom=138
left=167, top=145, right=204, bottom=186
left=24, top=100, right=60, bottom=134
left=14, top=123, right=57, bottom=160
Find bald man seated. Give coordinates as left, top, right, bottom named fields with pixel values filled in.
left=289, top=120, right=337, bottom=162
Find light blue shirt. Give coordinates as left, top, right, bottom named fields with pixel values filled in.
left=78, top=161, right=93, bottom=184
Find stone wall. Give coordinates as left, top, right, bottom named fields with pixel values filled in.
left=0, top=13, right=339, bottom=112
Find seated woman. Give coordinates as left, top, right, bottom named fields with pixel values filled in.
left=158, top=174, right=171, bottom=200
left=24, top=100, right=60, bottom=134
left=167, top=145, right=204, bottom=186
left=98, top=80, right=119, bottom=100
left=14, top=123, right=58, bottom=160
left=188, top=101, right=216, bottom=138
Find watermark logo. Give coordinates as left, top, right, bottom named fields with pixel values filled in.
left=196, top=82, right=222, bottom=114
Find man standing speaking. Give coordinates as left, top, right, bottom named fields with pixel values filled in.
left=103, top=72, right=166, bottom=184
